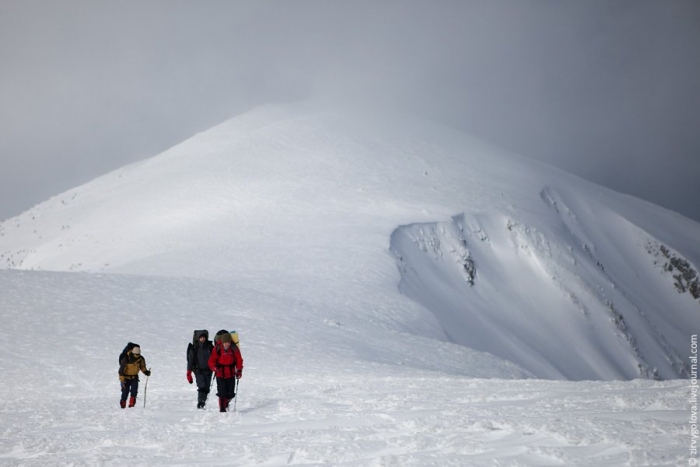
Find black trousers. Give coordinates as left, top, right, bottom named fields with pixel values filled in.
left=195, top=370, right=213, bottom=402
left=120, top=377, right=139, bottom=401
left=215, top=377, right=237, bottom=400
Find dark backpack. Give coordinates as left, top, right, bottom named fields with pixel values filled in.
left=119, top=342, right=139, bottom=364
left=214, top=329, right=228, bottom=343
left=191, top=330, right=209, bottom=348
left=214, top=329, right=240, bottom=349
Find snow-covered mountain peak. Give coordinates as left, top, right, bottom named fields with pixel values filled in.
left=1, top=102, right=698, bottom=380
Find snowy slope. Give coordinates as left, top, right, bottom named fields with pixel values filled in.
left=0, top=269, right=689, bottom=466
left=1, top=102, right=698, bottom=382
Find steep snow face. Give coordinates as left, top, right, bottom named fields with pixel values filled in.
left=390, top=201, right=696, bottom=380
left=1, top=102, right=698, bottom=380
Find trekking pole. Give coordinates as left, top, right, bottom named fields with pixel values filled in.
left=233, top=377, right=240, bottom=413
left=143, top=368, right=151, bottom=408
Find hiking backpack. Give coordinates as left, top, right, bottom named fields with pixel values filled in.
left=119, top=342, right=139, bottom=364
left=214, top=329, right=240, bottom=349
left=191, top=330, right=209, bottom=348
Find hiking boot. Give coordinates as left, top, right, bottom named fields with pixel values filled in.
left=120, top=400, right=126, bottom=409
left=218, top=397, right=227, bottom=412
left=197, top=391, right=207, bottom=408
left=128, top=396, right=136, bottom=408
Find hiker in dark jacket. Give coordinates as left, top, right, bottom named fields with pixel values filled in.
left=187, top=330, right=214, bottom=409
left=208, top=332, right=244, bottom=412
left=118, top=345, right=151, bottom=408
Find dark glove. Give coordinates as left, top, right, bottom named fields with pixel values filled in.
left=235, top=369, right=242, bottom=379
left=144, top=369, right=151, bottom=377
left=187, top=370, right=193, bottom=384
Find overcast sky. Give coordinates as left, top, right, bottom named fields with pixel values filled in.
left=1, top=0, right=699, bottom=222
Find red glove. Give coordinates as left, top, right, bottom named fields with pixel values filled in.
left=186, top=370, right=193, bottom=384
left=236, top=369, right=242, bottom=379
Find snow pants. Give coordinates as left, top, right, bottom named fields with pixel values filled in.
left=215, top=377, right=237, bottom=400
left=195, top=370, right=213, bottom=403
left=120, top=377, right=139, bottom=402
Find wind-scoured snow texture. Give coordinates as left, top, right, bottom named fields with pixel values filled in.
left=0, top=102, right=698, bottom=382
left=0, top=270, right=689, bottom=466
left=390, top=188, right=697, bottom=380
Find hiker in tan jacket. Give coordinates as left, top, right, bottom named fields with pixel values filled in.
left=118, top=344, right=151, bottom=408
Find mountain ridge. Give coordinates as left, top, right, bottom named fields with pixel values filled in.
left=1, top=102, right=697, bottom=380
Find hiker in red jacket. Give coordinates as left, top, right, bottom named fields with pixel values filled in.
left=208, top=332, right=243, bottom=412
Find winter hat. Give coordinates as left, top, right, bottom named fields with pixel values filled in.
left=220, top=333, right=232, bottom=344
left=131, top=346, right=141, bottom=355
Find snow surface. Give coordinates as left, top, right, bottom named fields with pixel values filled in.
left=0, top=102, right=696, bottom=465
